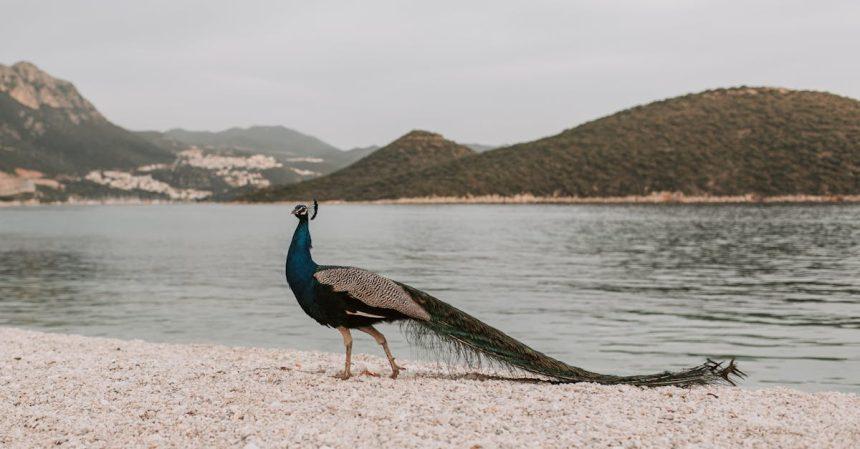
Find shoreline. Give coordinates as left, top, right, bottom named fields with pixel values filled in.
left=0, top=197, right=176, bottom=208
left=305, top=192, right=860, bottom=205
left=2, top=327, right=858, bottom=448
left=3, top=192, right=860, bottom=207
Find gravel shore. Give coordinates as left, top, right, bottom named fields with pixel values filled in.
left=2, top=327, right=857, bottom=449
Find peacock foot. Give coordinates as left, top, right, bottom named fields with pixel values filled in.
left=359, top=368, right=380, bottom=377
left=389, top=360, right=406, bottom=379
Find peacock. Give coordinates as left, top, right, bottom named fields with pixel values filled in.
left=285, top=201, right=745, bottom=386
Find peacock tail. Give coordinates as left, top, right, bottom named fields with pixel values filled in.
left=399, top=283, right=745, bottom=387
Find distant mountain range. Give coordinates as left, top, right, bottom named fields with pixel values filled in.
left=154, top=126, right=367, bottom=172
left=0, top=62, right=364, bottom=202
left=3, top=61, right=858, bottom=203
left=245, top=87, right=860, bottom=202
left=135, top=126, right=371, bottom=191
left=162, top=126, right=339, bottom=157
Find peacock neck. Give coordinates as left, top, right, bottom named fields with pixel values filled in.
left=286, top=218, right=317, bottom=287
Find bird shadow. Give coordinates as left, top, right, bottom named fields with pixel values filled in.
left=244, top=365, right=558, bottom=384
left=407, top=370, right=558, bottom=384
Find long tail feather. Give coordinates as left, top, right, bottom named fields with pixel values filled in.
left=400, top=284, right=745, bottom=387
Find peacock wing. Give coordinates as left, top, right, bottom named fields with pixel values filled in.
left=313, top=266, right=431, bottom=321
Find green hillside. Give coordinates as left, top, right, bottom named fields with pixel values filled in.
left=242, top=130, right=475, bottom=201
left=246, top=87, right=860, bottom=201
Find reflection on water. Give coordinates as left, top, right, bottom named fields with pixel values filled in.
left=0, top=203, right=858, bottom=391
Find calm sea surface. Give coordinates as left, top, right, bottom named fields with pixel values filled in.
left=1, top=203, right=858, bottom=391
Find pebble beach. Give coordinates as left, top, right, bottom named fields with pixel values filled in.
left=1, top=327, right=857, bottom=449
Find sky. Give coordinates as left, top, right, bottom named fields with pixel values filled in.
left=3, top=0, right=859, bottom=149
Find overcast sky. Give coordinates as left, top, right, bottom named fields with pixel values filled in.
left=3, top=1, right=859, bottom=148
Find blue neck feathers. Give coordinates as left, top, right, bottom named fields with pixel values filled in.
left=286, top=218, right=318, bottom=292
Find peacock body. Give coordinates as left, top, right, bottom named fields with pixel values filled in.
left=285, top=201, right=744, bottom=386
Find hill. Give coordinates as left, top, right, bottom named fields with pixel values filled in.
left=242, top=130, right=475, bottom=201
left=160, top=126, right=364, bottom=171
left=246, top=87, right=860, bottom=201
left=164, top=126, right=338, bottom=157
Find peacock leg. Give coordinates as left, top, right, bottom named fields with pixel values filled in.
left=335, top=326, right=352, bottom=380
left=358, top=326, right=404, bottom=379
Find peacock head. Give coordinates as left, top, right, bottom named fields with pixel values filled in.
left=291, top=199, right=318, bottom=221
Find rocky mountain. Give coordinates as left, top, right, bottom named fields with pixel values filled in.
left=0, top=62, right=352, bottom=202
left=245, top=87, right=860, bottom=201
left=241, top=131, right=475, bottom=201
left=0, top=62, right=177, bottom=199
